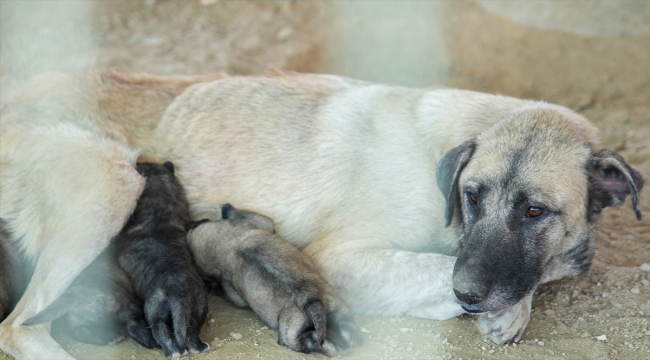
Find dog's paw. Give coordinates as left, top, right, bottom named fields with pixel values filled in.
left=477, top=291, right=534, bottom=345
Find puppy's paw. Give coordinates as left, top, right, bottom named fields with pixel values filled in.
left=477, top=291, right=534, bottom=345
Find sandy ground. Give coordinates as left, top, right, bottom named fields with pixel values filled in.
left=0, top=1, right=648, bottom=359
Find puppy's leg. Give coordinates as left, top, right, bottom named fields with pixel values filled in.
left=304, top=242, right=465, bottom=320
left=0, top=124, right=144, bottom=359
left=478, top=289, right=535, bottom=345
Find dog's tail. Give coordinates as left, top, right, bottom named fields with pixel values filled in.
left=21, top=293, right=79, bottom=326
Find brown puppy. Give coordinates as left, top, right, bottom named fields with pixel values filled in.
left=187, top=204, right=361, bottom=357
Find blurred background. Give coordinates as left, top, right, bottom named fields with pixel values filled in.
left=1, top=1, right=648, bottom=359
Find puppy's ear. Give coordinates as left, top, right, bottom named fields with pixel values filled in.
left=221, top=203, right=236, bottom=220
left=163, top=161, right=175, bottom=174
left=436, top=140, right=476, bottom=227
left=587, top=149, right=644, bottom=220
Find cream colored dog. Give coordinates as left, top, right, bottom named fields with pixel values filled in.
left=0, top=71, right=643, bottom=359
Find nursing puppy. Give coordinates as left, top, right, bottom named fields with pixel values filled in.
left=187, top=204, right=361, bottom=357
left=0, top=71, right=644, bottom=359
left=115, top=162, right=209, bottom=357
left=21, top=246, right=157, bottom=348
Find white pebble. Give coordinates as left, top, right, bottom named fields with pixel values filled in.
left=361, top=327, right=370, bottom=334
left=631, top=286, right=640, bottom=294
left=640, top=263, right=650, bottom=272
left=596, top=335, right=607, bottom=341
left=230, top=332, right=243, bottom=340
left=399, top=328, right=410, bottom=333
left=538, top=341, right=544, bottom=346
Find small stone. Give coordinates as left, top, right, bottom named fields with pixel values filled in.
left=260, top=326, right=269, bottom=330
left=538, top=341, right=544, bottom=346
left=361, top=327, right=370, bottom=333
left=631, top=286, right=640, bottom=294
left=399, top=328, right=410, bottom=333
left=641, top=279, right=649, bottom=286
left=544, top=309, right=555, bottom=315
left=209, top=319, right=215, bottom=323
left=640, top=263, right=650, bottom=272
left=602, top=291, right=609, bottom=298
left=276, top=27, right=294, bottom=41
left=596, top=335, right=607, bottom=341
left=230, top=332, right=243, bottom=340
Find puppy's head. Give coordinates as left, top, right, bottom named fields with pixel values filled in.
left=437, top=104, right=644, bottom=313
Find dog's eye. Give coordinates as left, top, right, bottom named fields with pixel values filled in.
left=526, top=207, right=543, bottom=217
left=469, top=192, right=478, bottom=204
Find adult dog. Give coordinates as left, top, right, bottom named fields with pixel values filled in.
left=0, top=70, right=643, bottom=359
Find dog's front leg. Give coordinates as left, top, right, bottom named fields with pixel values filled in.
left=305, top=244, right=464, bottom=321
left=0, top=124, right=145, bottom=359
left=477, top=288, right=535, bottom=345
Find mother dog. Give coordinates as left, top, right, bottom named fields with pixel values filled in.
left=0, top=71, right=643, bottom=359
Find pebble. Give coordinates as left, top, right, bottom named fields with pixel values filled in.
left=276, top=27, right=294, bottom=41
left=230, top=332, right=243, bottom=340
left=640, top=263, right=650, bottom=272
left=399, top=328, right=410, bottom=333
left=642, top=279, right=650, bottom=286
left=260, top=326, right=269, bottom=330
left=538, top=341, right=545, bottom=346
left=544, top=309, right=555, bottom=315
left=361, top=327, right=370, bottom=333
left=631, top=286, right=640, bottom=294
left=596, top=335, right=607, bottom=341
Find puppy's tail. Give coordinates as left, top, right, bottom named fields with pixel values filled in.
left=22, top=293, right=79, bottom=326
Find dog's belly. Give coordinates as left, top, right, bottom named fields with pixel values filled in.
left=149, top=77, right=458, bottom=252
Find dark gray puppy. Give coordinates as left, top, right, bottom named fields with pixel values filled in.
left=187, top=204, right=362, bottom=357
left=22, top=245, right=157, bottom=348
left=115, top=162, right=209, bottom=357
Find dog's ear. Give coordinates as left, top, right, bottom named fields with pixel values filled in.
left=221, top=203, right=236, bottom=220
left=587, top=149, right=644, bottom=220
left=163, top=161, right=175, bottom=174
left=436, top=140, right=476, bottom=227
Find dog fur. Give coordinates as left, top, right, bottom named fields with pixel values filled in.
left=187, top=203, right=361, bottom=357
left=21, top=245, right=157, bottom=348
left=114, top=162, right=209, bottom=357
left=0, top=71, right=643, bottom=358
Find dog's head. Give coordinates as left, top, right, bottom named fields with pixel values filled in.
left=437, top=104, right=644, bottom=313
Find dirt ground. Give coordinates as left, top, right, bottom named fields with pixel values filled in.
left=0, top=1, right=648, bottom=359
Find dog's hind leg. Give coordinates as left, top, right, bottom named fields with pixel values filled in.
left=0, top=123, right=144, bottom=359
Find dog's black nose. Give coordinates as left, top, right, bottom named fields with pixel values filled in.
left=453, top=287, right=485, bottom=305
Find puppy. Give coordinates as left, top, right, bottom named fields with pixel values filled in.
left=115, top=162, right=209, bottom=357
left=21, top=246, right=157, bottom=348
left=187, top=204, right=361, bottom=357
